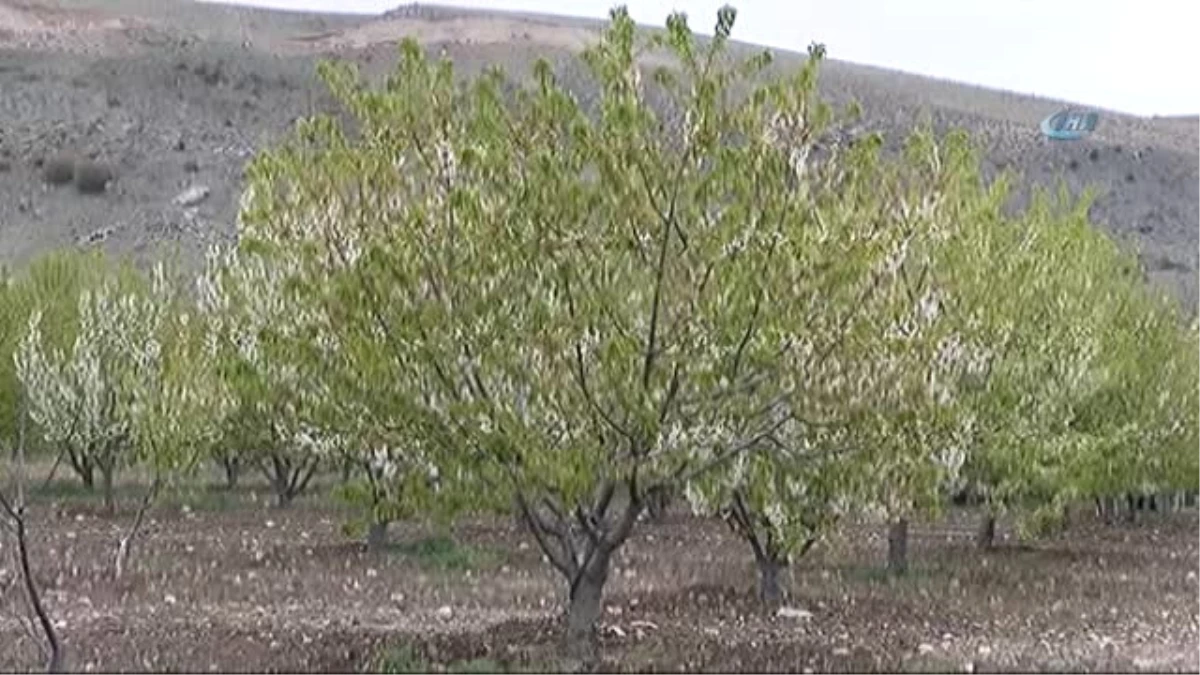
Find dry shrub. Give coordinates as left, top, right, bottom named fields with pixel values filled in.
left=42, top=154, right=76, bottom=185
left=73, top=161, right=114, bottom=194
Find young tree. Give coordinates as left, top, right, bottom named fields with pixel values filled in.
left=196, top=247, right=335, bottom=508
left=0, top=399, right=64, bottom=672
left=0, top=251, right=120, bottom=489
left=15, top=261, right=166, bottom=513
left=17, top=261, right=221, bottom=575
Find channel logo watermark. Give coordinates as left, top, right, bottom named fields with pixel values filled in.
left=1040, top=108, right=1100, bottom=140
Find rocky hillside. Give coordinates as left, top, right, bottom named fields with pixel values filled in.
left=0, top=0, right=1196, bottom=310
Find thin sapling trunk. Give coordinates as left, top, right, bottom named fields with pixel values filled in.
left=976, top=512, right=996, bottom=550
left=0, top=401, right=65, bottom=672
left=887, top=518, right=908, bottom=575
left=114, top=477, right=162, bottom=580
left=2, top=497, right=65, bottom=673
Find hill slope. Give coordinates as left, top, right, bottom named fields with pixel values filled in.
left=0, top=0, right=1196, bottom=309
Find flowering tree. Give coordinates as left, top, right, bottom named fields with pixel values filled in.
left=1056, top=277, right=1199, bottom=526
left=921, top=176, right=1200, bottom=540
left=196, top=246, right=338, bottom=508
left=15, top=259, right=220, bottom=576
left=15, top=262, right=175, bottom=513
left=0, top=251, right=125, bottom=487
left=679, top=121, right=988, bottom=591
left=229, top=3, right=1099, bottom=658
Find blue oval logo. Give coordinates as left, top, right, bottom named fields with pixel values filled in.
left=1040, top=109, right=1100, bottom=140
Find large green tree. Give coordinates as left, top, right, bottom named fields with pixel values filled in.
left=220, top=2, right=1200, bottom=663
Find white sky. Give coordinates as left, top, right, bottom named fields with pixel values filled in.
left=197, top=0, right=1199, bottom=116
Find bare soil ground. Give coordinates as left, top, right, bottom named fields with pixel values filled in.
left=1, top=472, right=1197, bottom=673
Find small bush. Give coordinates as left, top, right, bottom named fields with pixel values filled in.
left=42, top=154, right=76, bottom=185
left=394, top=535, right=502, bottom=571
left=376, top=644, right=509, bottom=674
left=377, top=644, right=428, bottom=674
left=73, top=161, right=113, bottom=194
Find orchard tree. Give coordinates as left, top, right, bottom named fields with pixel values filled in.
left=923, top=177, right=1200, bottom=540
left=15, top=261, right=173, bottom=513
left=229, top=4, right=1027, bottom=663
left=682, top=123, right=990, bottom=592
left=16, top=260, right=221, bottom=576
left=0, top=251, right=125, bottom=487
left=1060, top=276, right=1199, bottom=525
left=201, top=212, right=477, bottom=535
left=197, top=245, right=345, bottom=507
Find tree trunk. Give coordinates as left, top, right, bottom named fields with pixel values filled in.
left=976, top=513, right=996, bottom=550
left=273, top=486, right=293, bottom=509
left=100, top=465, right=115, bottom=515
left=222, top=458, right=240, bottom=490
left=646, top=488, right=669, bottom=523
left=565, top=550, right=612, bottom=671
left=514, top=484, right=639, bottom=672
left=1124, top=493, right=1137, bottom=523
left=366, top=520, right=389, bottom=552
left=264, top=457, right=294, bottom=508
left=68, top=449, right=95, bottom=491
left=887, top=518, right=908, bottom=575
left=755, top=555, right=786, bottom=605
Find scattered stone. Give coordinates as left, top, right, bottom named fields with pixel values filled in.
left=832, top=647, right=850, bottom=657
left=174, top=184, right=210, bottom=207
left=435, top=605, right=453, bottom=620
left=776, top=606, right=814, bottom=620
left=918, top=643, right=935, bottom=655
left=976, top=645, right=992, bottom=656
left=78, top=226, right=115, bottom=246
